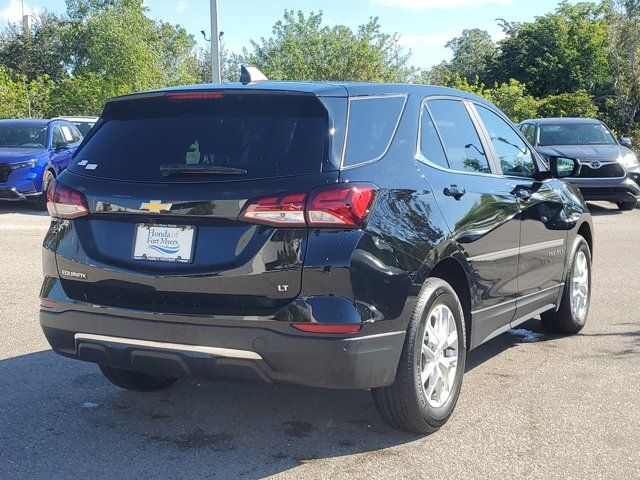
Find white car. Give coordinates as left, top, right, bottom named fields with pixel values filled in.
left=53, top=116, right=98, bottom=138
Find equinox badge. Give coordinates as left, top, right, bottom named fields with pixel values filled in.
left=140, top=200, right=173, bottom=213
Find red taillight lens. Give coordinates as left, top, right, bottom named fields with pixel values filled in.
left=166, top=92, right=225, bottom=101
left=239, top=183, right=377, bottom=229
left=307, top=184, right=377, bottom=227
left=291, top=323, right=362, bottom=334
left=239, top=193, right=307, bottom=226
left=46, top=180, right=89, bottom=219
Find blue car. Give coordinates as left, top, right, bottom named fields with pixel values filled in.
left=0, top=119, right=83, bottom=208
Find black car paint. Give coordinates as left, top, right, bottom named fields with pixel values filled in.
left=40, top=83, right=593, bottom=389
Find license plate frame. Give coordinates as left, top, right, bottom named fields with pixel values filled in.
left=133, top=224, right=196, bottom=263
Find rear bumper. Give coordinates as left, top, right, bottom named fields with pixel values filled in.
left=40, top=306, right=405, bottom=390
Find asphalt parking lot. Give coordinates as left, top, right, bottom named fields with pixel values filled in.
left=1, top=201, right=639, bottom=480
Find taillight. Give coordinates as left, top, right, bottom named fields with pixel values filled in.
left=239, top=193, right=307, bottom=226
left=46, top=180, right=89, bottom=219
left=307, top=184, right=377, bottom=227
left=291, top=323, right=362, bottom=334
left=239, top=183, right=377, bottom=229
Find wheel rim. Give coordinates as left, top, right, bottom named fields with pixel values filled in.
left=571, top=251, right=589, bottom=321
left=420, top=304, right=459, bottom=408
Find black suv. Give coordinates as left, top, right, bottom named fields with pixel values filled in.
left=520, top=118, right=640, bottom=210
left=41, top=81, right=594, bottom=434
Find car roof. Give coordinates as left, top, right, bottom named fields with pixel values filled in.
left=109, top=81, right=493, bottom=106
left=0, top=118, right=52, bottom=127
left=54, top=116, right=99, bottom=122
left=521, top=117, right=604, bottom=125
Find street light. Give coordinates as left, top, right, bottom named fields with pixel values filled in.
left=209, top=0, right=221, bottom=83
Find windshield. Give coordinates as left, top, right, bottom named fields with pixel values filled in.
left=0, top=124, right=48, bottom=148
left=539, top=123, right=617, bottom=146
left=69, top=94, right=329, bottom=182
left=71, top=121, right=95, bottom=137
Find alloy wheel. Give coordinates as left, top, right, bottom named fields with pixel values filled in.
left=571, top=251, right=589, bottom=321
left=421, top=304, right=459, bottom=408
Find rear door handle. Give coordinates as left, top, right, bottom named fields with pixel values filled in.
left=444, top=185, right=466, bottom=200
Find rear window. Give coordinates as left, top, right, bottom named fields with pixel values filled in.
left=343, top=96, right=406, bottom=167
left=69, top=94, right=329, bottom=182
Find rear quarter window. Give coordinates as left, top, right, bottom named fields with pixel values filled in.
left=342, top=95, right=407, bottom=168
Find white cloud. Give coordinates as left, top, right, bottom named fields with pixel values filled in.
left=0, top=0, right=41, bottom=23
left=177, top=0, right=188, bottom=13
left=372, top=0, right=511, bottom=10
left=401, top=23, right=505, bottom=53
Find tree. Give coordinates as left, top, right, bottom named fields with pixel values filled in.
left=239, top=10, right=413, bottom=82
left=0, top=11, right=71, bottom=83
left=538, top=90, right=598, bottom=118
left=493, top=2, right=610, bottom=97
left=605, top=0, right=640, bottom=134
left=446, top=29, right=496, bottom=83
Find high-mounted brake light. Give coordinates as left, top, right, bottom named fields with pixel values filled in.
left=291, top=323, right=362, bottom=334
left=166, top=92, right=225, bottom=101
left=239, top=183, right=377, bottom=229
left=46, top=180, right=89, bottom=219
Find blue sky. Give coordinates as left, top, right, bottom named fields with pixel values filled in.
left=1, top=0, right=574, bottom=69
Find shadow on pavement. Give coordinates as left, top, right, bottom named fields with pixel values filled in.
left=0, top=321, right=562, bottom=479
left=586, top=202, right=629, bottom=216
left=0, top=201, right=48, bottom=216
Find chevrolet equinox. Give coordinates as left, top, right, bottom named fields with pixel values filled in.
left=40, top=79, right=594, bottom=434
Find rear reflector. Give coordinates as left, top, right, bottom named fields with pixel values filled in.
left=166, top=92, right=225, bottom=101
left=239, top=183, right=378, bottom=229
left=291, top=323, right=362, bottom=334
left=47, top=180, right=89, bottom=219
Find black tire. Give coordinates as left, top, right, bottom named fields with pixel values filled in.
left=99, top=365, right=177, bottom=392
left=36, top=169, right=55, bottom=211
left=372, top=278, right=467, bottom=434
left=541, top=236, right=592, bottom=335
left=617, top=200, right=637, bottom=211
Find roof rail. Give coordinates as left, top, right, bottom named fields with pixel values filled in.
left=239, top=65, right=269, bottom=85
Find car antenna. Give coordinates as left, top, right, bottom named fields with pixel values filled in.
left=239, top=65, right=268, bottom=85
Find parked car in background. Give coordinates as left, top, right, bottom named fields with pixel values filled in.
left=54, top=116, right=99, bottom=137
left=0, top=119, right=83, bottom=208
left=520, top=118, right=640, bottom=210
left=41, top=80, right=594, bottom=434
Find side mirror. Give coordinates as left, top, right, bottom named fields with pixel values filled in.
left=619, top=137, right=633, bottom=148
left=55, top=141, right=70, bottom=152
left=549, top=156, right=581, bottom=178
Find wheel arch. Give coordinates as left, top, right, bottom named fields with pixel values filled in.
left=577, top=221, right=593, bottom=256
left=427, top=256, right=473, bottom=350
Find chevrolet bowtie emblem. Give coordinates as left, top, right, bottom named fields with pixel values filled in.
left=140, top=200, right=173, bottom=213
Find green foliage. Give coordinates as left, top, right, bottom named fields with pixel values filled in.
left=538, top=90, right=598, bottom=118
left=493, top=2, right=610, bottom=97
left=446, top=29, right=497, bottom=83
left=0, top=67, right=54, bottom=118
left=238, top=10, right=413, bottom=83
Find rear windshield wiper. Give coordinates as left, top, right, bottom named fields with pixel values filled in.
left=159, top=164, right=247, bottom=177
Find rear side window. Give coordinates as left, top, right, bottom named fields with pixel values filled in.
left=69, top=94, right=329, bottom=182
left=343, top=96, right=406, bottom=167
left=427, top=99, right=491, bottom=174
left=419, top=105, right=449, bottom=169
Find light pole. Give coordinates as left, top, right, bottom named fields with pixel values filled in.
left=210, top=0, right=221, bottom=83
